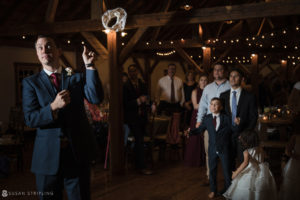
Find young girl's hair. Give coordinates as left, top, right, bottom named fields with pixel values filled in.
left=240, top=130, right=260, bottom=149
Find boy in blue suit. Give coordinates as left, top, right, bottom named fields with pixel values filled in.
left=187, top=97, right=231, bottom=199
left=22, top=35, right=103, bottom=200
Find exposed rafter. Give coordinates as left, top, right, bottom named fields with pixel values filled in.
left=119, top=27, right=147, bottom=64
left=45, top=0, right=59, bottom=23
left=1, top=1, right=300, bottom=36
left=174, top=46, right=203, bottom=72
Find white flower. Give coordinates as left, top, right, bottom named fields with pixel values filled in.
left=65, top=67, right=73, bottom=76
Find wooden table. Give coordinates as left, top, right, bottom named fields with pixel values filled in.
left=259, top=117, right=294, bottom=142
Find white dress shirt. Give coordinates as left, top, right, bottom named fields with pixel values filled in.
left=230, top=87, right=242, bottom=112
left=212, top=113, right=220, bottom=131
left=43, top=66, right=62, bottom=76
left=156, top=75, right=185, bottom=105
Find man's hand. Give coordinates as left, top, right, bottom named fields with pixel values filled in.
left=184, top=101, right=192, bottom=110
left=50, top=90, right=70, bottom=111
left=234, top=117, right=240, bottom=125
left=184, top=128, right=191, bottom=138
left=82, top=46, right=96, bottom=69
left=195, top=122, right=201, bottom=128
left=139, top=95, right=147, bottom=103
left=151, top=103, right=156, bottom=114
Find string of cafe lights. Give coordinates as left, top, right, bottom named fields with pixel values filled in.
left=142, top=25, right=300, bottom=61
left=156, top=50, right=176, bottom=56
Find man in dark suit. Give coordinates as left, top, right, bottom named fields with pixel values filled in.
left=189, top=98, right=231, bottom=199
left=220, top=68, right=258, bottom=170
left=22, top=35, right=103, bottom=200
left=123, top=64, right=152, bottom=175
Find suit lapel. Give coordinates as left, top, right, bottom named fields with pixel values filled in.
left=218, top=114, right=224, bottom=131
left=61, top=69, right=70, bottom=91
left=38, top=70, right=56, bottom=98
left=225, top=91, right=231, bottom=115
left=237, top=89, right=245, bottom=115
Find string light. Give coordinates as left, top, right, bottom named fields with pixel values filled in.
left=121, top=42, right=125, bottom=46
left=270, top=33, right=274, bottom=36
left=158, top=41, right=162, bottom=45
left=190, top=55, right=193, bottom=58
left=296, top=27, right=299, bottom=31
left=121, top=32, right=127, bottom=37
left=246, top=38, right=249, bottom=41
left=81, top=41, right=85, bottom=45
left=156, top=50, right=176, bottom=56
left=282, top=30, right=287, bottom=34
left=248, top=43, right=252, bottom=46
left=170, top=41, right=174, bottom=44
left=261, top=35, right=265, bottom=39
left=252, top=37, right=255, bottom=40
left=202, top=46, right=206, bottom=50
left=67, top=40, right=71, bottom=44
left=223, top=40, right=227, bottom=44
left=271, top=45, right=275, bottom=48
left=284, top=45, right=287, bottom=49
left=22, top=35, right=26, bottom=39
left=295, top=46, right=298, bottom=50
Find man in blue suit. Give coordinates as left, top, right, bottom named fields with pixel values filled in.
left=22, top=35, right=103, bottom=200
left=188, top=97, right=231, bottom=199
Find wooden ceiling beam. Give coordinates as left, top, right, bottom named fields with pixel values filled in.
left=119, top=27, right=147, bottom=64
left=45, top=0, right=59, bottom=23
left=237, top=63, right=251, bottom=75
left=2, top=1, right=300, bottom=36
left=174, top=46, right=203, bottom=72
left=91, top=0, right=102, bottom=20
left=212, top=47, right=232, bottom=65
left=80, top=31, right=108, bottom=59
left=259, top=57, right=271, bottom=72
left=60, top=53, right=74, bottom=69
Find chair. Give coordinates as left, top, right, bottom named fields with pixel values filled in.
left=2, top=107, right=25, bottom=171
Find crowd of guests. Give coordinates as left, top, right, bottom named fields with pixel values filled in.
left=122, top=62, right=300, bottom=200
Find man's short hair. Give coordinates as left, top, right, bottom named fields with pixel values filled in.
left=128, top=64, right=137, bottom=71
left=213, top=63, right=227, bottom=71
left=168, top=63, right=176, bottom=68
left=230, top=67, right=244, bottom=78
left=35, top=35, right=60, bottom=48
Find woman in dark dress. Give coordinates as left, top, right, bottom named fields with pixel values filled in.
left=184, top=74, right=208, bottom=167
left=183, top=71, right=197, bottom=128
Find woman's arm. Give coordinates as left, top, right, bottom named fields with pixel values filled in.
left=232, top=150, right=249, bottom=179
left=191, top=89, right=199, bottom=109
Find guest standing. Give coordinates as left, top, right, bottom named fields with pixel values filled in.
left=155, top=63, right=185, bottom=115
left=123, top=64, right=152, bottom=175
left=183, top=71, right=197, bottom=128
left=220, top=68, right=258, bottom=170
left=184, top=75, right=208, bottom=167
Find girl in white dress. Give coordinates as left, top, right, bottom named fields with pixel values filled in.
left=223, top=130, right=277, bottom=200
left=279, top=134, right=300, bottom=200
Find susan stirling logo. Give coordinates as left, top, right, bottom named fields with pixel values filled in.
left=2, top=190, right=8, bottom=198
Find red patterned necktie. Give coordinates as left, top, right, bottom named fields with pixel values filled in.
left=50, top=73, right=60, bottom=91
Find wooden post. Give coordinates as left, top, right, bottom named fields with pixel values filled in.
left=203, top=47, right=211, bottom=74
left=107, top=31, right=124, bottom=175
left=251, top=54, right=259, bottom=101
left=280, top=59, right=287, bottom=81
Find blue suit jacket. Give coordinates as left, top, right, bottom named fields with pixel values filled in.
left=22, top=69, right=103, bottom=175
left=190, top=113, right=232, bottom=154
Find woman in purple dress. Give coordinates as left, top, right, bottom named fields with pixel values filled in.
left=184, top=74, right=208, bottom=167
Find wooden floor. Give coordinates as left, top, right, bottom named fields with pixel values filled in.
left=1, top=159, right=226, bottom=200
left=90, top=162, right=224, bottom=200
left=1, top=142, right=283, bottom=200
